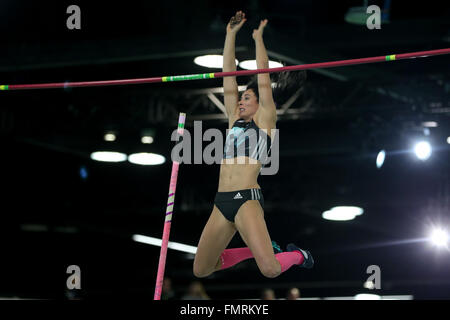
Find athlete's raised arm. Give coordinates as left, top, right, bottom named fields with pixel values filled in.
left=253, top=19, right=277, bottom=127
left=223, top=11, right=246, bottom=128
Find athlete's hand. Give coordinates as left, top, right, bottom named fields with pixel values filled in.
left=252, top=19, right=268, bottom=40
left=226, top=11, right=246, bottom=34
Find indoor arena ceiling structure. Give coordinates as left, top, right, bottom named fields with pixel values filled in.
left=1, top=0, right=450, bottom=299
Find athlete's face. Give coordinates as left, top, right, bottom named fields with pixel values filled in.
left=238, top=89, right=259, bottom=120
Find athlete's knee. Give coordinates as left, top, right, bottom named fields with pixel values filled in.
left=259, top=261, right=281, bottom=279
left=261, top=267, right=280, bottom=279
left=193, top=265, right=210, bottom=278
left=193, top=260, right=213, bottom=278
left=193, top=269, right=210, bottom=278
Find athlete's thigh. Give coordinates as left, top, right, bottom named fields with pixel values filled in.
left=194, top=205, right=237, bottom=269
left=234, top=200, right=275, bottom=264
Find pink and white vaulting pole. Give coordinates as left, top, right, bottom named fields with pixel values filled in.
left=153, top=112, right=186, bottom=300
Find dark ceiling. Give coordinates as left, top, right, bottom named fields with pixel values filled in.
left=1, top=0, right=450, bottom=300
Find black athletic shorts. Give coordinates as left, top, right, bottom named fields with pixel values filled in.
left=214, top=188, right=264, bottom=223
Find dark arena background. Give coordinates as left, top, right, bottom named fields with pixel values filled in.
left=1, top=0, right=450, bottom=302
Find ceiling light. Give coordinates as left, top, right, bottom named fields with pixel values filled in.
left=447, top=137, right=450, bottom=144
left=429, top=228, right=449, bottom=248
left=104, top=133, right=116, bottom=142
left=331, top=206, right=363, bottom=216
left=422, top=121, right=438, bottom=128
left=238, top=60, right=284, bottom=70
left=128, top=152, right=165, bottom=165
left=363, top=281, right=375, bottom=289
left=354, top=294, right=381, bottom=300
left=141, top=136, right=154, bottom=144
left=79, top=166, right=88, bottom=179
left=90, top=151, right=127, bottom=163
left=322, top=210, right=356, bottom=221
left=194, top=55, right=238, bottom=69
left=132, top=234, right=197, bottom=254
left=376, top=150, right=386, bottom=169
left=344, top=6, right=369, bottom=25
left=322, top=206, right=364, bottom=221
left=414, top=141, right=432, bottom=161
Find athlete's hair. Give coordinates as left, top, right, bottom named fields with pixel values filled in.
left=245, top=70, right=307, bottom=105
left=245, top=81, right=260, bottom=102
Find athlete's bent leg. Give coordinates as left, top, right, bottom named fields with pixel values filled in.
left=234, top=200, right=282, bottom=278
left=193, top=205, right=236, bottom=278
left=234, top=201, right=305, bottom=278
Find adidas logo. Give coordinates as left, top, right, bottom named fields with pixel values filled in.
left=233, top=192, right=243, bottom=199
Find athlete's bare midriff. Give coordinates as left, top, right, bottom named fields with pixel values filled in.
left=218, top=157, right=261, bottom=192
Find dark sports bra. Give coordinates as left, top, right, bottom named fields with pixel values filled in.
left=223, top=119, right=272, bottom=163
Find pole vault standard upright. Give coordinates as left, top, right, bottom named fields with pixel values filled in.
left=1, top=48, right=449, bottom=91
left=153, top=112, right=186, bottom=301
